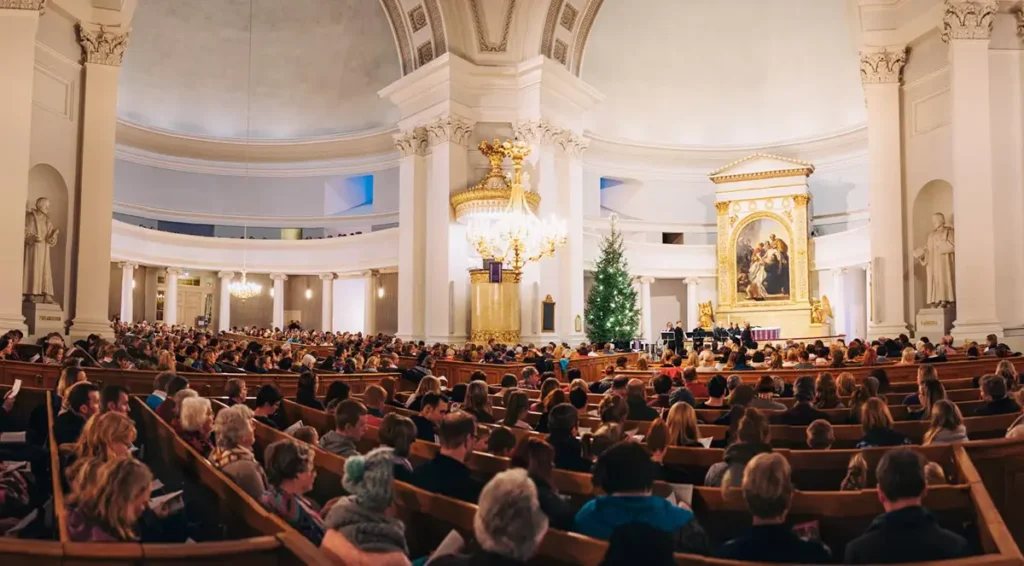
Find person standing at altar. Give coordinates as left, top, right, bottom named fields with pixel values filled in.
left=741, top=323, right=756, bottom=350
left=673, top=322, right=685, bottom=357
left=691, top=325, right=705, bottom=352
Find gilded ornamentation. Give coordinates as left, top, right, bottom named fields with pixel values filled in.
left=698, top=301, right=715, bottom=329
left=513, top=120, right=562, bottom=146
left=810, top=296, right=833, bottom=324
left=714, top=201, right=731, bottom=215
left=941, top=0, right=997, bottom=42
left=561, top=3, right=578, bottom=30
left=451, top=139, right=541, bottom=221
left=0, top=0, right=45, bottom=10
left=425, top=114, right=475, bottom=147
left=393, top=128, right=428, bottom=156
left=470, top=329, right=521, bottom=345
left=409, top=5, right=427, bottom=32
left=729, top=215, right=738, bottom=227
left=723, top=211, right=797, bottom=307
left=859, top=46, right=907, bottom=84
left=417, top=41, right=434, bottom=66
left=469, top=0, right=516, bottom=53
left=765, top=199, right=774, bottom=209
left=557, top=132, right=589, bottom=158
left=793, top=194, right=810, bottom=207
left=76, top=23, right=130, bottom=67
left=783, top=210, right=793, bottom=222
left=747, top=201, right=758, bottom=211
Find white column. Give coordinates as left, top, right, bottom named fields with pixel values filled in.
left=119, top=262, right=136, bottom=323
left=394, top=129, right=427, bottom=341
left=164, top=268, right=182, bottom=326
left=319, top=273, right=334, bottom=333
left=685, top=278, right=700, bottom=331
left=558, top=133, right=588, bottom=344
left=638, top=277, right=654, bottom=342
left=364, top=270, right=377, bottom=336
left=845, top=267, right=868, bottom=341
left=832, top=268, right=848, bottom=337
left=217, top=272, right=234, bottom=332
left=270, top=273, right=287, bottom=330
left=860, top=45, right=909, bottom=338
left=423, top=115, right=473, bottom=344
left=0, top=4, right=43, bottom=332
left=72, top=24, right=130, bottom=338
left=944, top=0, right=1003, bottom=339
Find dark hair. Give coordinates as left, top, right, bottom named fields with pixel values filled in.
left=100, top=385, right=128, bottom=412
left=794, top=376, right=815, bottom=402
left=379, top=413, right=416, bottom=458
left=334, top=399, right=367, bottom=431
left=296, top=372, right=318, bottom=404
left=69, top=383, right=99, bottom=415
left=652, top=374, right=672, bottom=395
left=569, top=387, right=588, bottom=410
left=876, top=448, right=927, bottom=501
left=255, top=384, right=283, bottom=408
left=166, top=375, right=190, bottom=397
left=486, top=426, right=516, bottom=456
left=500, top=374, right=518, bottom=388
left=438, top=411, right=476, bottom=449
left=420, top=392, right=445, bottom=413
left=567, top=368, right=582, bottom=381
left=279, top=357, right=294, bottom=371
left=756, top=375, right=775, bottom=393
left=981, top=374, right=1007, bottom=400
left=593, top=441, right=656, bottom=494
left=153, top=371, right=175, bottom=392
left=470, top=370, right=487, bottom=383
left=682, top=366, right=697, bottom=383
left=548, top=403, right=579, bottom=437
left=509, top=437, right=555, bottom=485
left=324, top=381, right=351, bottom=406
left=708, top=375, right=727, bottom=398
left=225, top=378, right=245, bottom=400
left=263, top=439, right=311, bottom=485
left=869, top=368, right=891, bottom=393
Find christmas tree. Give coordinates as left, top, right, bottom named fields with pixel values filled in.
left=584, top=215, right=640, bottom=346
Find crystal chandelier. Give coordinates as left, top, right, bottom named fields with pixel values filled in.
left=465, top=140, right=567, bottom=272
left=230, top=227, right=262, bottom=300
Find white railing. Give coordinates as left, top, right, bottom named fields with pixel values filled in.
left=113, top=201, right=399, bottom=230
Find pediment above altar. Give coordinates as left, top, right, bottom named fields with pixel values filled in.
left=708, top=153, right=815, bottom=185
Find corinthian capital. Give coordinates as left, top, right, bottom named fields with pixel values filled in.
left=0, top=0, right=46, bottom=11
left=556, top=131, right=589, bottom=158
left=859, top=46, right=907, bottom=85
left=77, top=23, right=131, bottom=66
left=424, top=114, right=475, bottom=147
left=941, top=0, right=997, bottom=42
left=513, top=120, right=562, bottom=146
left=393, top=128, right=428, bottom=156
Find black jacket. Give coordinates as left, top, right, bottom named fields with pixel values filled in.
left=411, top=414, right=436, bottom=442
left=54, top=411, right=87, bottom=445
left=779, top=403, right=830, bottom=426
left=974, top=397, right=1022, bottom=416
left=411, top=453, right=482, bottom=504
left=856, top=427, right=911, bottom=448
left=626, top=395, right=660, bottom=421
left=845, top=506, right=970, bottom=564
left=717, top=524, right=832, bottom=563
left=531, top=474, right=574, bottom=531
left=546, top=433, right=591, bottom=473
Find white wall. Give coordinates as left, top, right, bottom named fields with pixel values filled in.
left=333, top=276, right=368, bottom=333
left=650, top=279, right=685, bottom=330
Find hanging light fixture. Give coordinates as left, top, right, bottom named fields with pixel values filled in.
left=464, top=140, right=567, bottom=272
left=229, top=2, right=262, bottom=302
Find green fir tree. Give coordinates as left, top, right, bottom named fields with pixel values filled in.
left=584, top=216, right=640, bottom=346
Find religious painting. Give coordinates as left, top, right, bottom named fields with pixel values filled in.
left=734, top=218, right=790, bottom=301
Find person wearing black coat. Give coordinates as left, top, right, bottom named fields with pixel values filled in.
left=779, top=377, right=829, bottom=426
left=545, top=404, right=592, bottom=473
left=411, top=412, right=482, bottom=504
left=845, top=449, right=969, bottom=564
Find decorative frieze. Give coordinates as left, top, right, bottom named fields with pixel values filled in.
left=424, top=115, right=475, bottom=147
left=859, top=46, right=906, bottom=85
left=393, top=128, right=428, bottom=157
left=77, top=23, right=130, bottom=66
left=556, top=131, right=589, bottom=158
left=0, top=0, right=45, bottom=11
left=941, top=0, right=997, bottom=42
left=513, top=120, right=562, bottom=146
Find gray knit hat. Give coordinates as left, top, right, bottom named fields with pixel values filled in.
left=342, top=446, right=395, bottom=511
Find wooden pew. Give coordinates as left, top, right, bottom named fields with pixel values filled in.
left=431, top=360, right=530, bottom=386
left=555, top=353, right=641, bottom=383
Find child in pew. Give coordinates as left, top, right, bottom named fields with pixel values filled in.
left=324, top=447, right=408, bottom=556
left=259, top=438, right=325, bottom=546
left=716, top=453, right=832, bottom=563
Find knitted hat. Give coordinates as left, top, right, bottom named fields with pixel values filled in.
left=342, top=447, right=395, bottom=511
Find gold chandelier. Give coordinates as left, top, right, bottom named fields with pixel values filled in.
left=460, top=140, right=567, bottom=273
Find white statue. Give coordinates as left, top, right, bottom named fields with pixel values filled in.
left=913, top=212, right=955, bottom=307
left=24, top=197, right=58, bottom=304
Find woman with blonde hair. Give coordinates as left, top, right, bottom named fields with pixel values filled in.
left=686, top=351, right=699, bottom=368
left=840, top=452, right=868, bottom=491
left=636, top=355, right=649, bottom=371
left=665, top=403, right=703, bottom=447
left=836, top=372, right=856, bottom=397
left=405, top=376, right=441, bottom=412
left=66, top=457, right=153, bottom=541
left=996, top=359, right=1019, bottom=392
left=923, top=400, right=968, bottom=445
left=66, top=412, right=137, bottom=493
left=856, top=398, right=910, bottom=448
left=462, top=380, right=495, bottom=424
left=898, top=347, right=916, bottom=365
left=502, top=391, right=533, bottom=430
left=156, top=350, right=176, bottom=372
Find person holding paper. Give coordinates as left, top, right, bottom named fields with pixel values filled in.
left=66, top=458, right=154, bottom=542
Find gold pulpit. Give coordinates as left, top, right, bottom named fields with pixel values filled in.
left=469, top=269, right=522, bottom=344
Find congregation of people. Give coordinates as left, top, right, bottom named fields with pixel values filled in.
left=0, top=320, right=1021, bottom=565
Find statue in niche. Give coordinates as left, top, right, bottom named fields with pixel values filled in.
left=913, top=212, right=955, bottom=308
left=24, top=197, right=59, bottom=304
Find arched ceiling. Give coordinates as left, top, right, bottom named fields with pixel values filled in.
left=581, top=0, right=867, bottom=149
left=117, top=0, right=402, bottom=141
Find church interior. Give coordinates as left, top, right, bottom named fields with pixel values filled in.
left=2, top=0, right=1024, bottom=564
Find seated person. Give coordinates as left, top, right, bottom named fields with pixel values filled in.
left=749, top=376, right=786, bottom=411
left=55, top=383, right=100, bottom=445
left=696, top=375, right=728, bottom=410
left=573, top=441, right=709, bottom=554
left=646, top=374, right=673, bottom=410
left=974, top=374, right=1022, bottom=416
left=545, top=403, right=591, bottom=473
left=626, top=379, right=660, bottom=421
left=664, top=403, right=704, bottom=447
left=378, top=413, right=416, bottom=483
left=324, top=380, right=351, bottom=412
left=806, top=419, right=834, bottom=450
left=224, top=378, right=247, bottom=407
left=411, top=411, right=482, bottom=503
left=294, top=372, right=324, bottom=411
left=154, top=375, right=190, bottom=422
left=319, top=399, right=367, bottom=458
left=501, top=391, right=533, bottom=430
left=922, top=400, right=968, bottom=445
left=682, top=367, right=708, bottom=398
left=65, top=457, right=153, bottom=541
left=260, top=439, right=325, bottom=545
left=845, top=448, right=970, bottom=563
left=362, top=384, right=387, bottom=427
left=486, top=426, right=516, bottom=458
left=428, top=469, right=549, bottom=566
left=509, top=437, right=574, bottom=531
left=100, top=385, right=130, bottom=415
left=253, top=385, right=283, bottom=430
left=209, top=404, right=267, bottom=499
left=779, top=376, right=828, bottom=426
left=462, top=380, right=495, bottom=424
left=144, top=371, right=176, bottom=411
left=177, top=397, right=214, bottom=457
left=717, top=453, right=831, bottom=562
left=906, top=379, right=945, bottom=421
left=857, top=398, right=911, bottom=449
left=411, top=392, right=447, bottom=442
left=705, top=408, right=772, bottom=487
left=324, top=447, right=408, bottom=555
left=65, top=411, right=137, bottom=494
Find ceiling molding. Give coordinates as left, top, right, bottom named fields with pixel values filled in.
left=113, top=201, right=399, bottom=229
left=539, top=0, right=605, bottom=75
left=115, top=120, right=399, bottom=165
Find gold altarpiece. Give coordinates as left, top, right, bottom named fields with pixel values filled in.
left=709, top=154, right=827, bottom=338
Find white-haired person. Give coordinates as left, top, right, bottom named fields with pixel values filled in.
left=325, top=447, right=407, bottom=555
left=430, top=468, right=549, bottom=565
left=209, top=404, right=266, bottom=499
left=177, top=396, right=214, bottom=458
